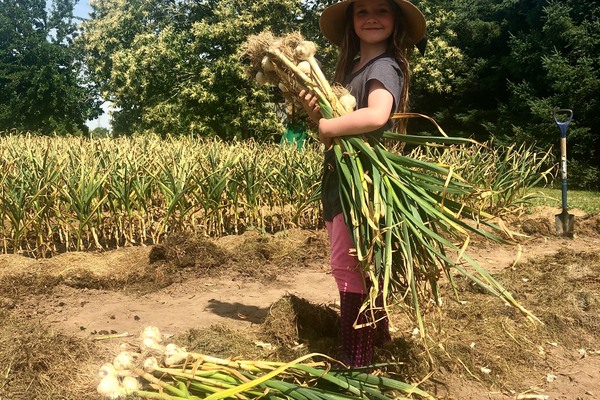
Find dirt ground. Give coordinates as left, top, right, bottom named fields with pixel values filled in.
left=0, top=206, right=599, bottom=400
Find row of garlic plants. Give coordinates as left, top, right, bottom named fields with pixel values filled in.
left=410, top=141, right=554, bottom=215
left=0, top=134, right=322, bottom=256
left=0, top=133, right=552, bottom=257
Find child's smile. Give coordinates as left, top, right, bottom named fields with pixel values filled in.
left=352, top=0, right=395, bottom=46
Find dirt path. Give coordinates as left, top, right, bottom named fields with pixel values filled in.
left=13, top=234, right=597, bottom=340
left=34, top=268, right=338, bottom=338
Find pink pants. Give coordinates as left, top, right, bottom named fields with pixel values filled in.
left=325, top=213, right=367, bottom=294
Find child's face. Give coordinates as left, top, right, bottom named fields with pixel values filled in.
left=352, top=0, right=395, bottom=46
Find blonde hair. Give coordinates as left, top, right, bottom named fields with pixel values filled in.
left=332, top=0, right=413, bottom=133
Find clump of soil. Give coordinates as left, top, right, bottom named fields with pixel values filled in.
left=0, top=272, right=62, bottom=297
left=513, top=206, right=600, bottom=238
left=149, top=231, right=231, bottom=271
left=575, top=213, right=600, bottom=237
left=0, top=247, right=175, bottom=298
left=223, top=229, right=329, bottom=281
left=150, top=229, right=329, bottom=282
left=519, top=217, right=554, bottom=236
left=262, top=294, right=339, bottom=346
left=174, top=295, right=342, bottom=364
left=174, top=324, right=269, bottom=360
left=499, top=248, right=600, bottom=346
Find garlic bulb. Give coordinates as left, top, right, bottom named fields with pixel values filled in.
left=113, top=351, right=135, bottom=371
left=121, top=376, right=140, bottom=391
left=295, top=41, right=317, bottom=61
left=140, top=326, right=162, bottom=342
left=261, top=56, right=275, bottom=72
left=297, top=61, right=311, bottom=75
left=255, top=71, right=268, bottom=85
left=97, top=374, right=122, bottom=399
left=143, top=357, right=159, bottom=373
left=141, top=336, right=165, bottom=352
left=340, top=93, right=357, bottom=113
left=164, top=343, right=188, bottom=366
left=98, top=363, right=118, bottom=379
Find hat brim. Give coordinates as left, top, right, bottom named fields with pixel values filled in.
left=319, top=0, right=426, bottom=48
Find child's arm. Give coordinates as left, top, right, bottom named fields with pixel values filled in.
left=299, top=81, right=393, bottom=148
left=319, top=82, right=393, bottom=138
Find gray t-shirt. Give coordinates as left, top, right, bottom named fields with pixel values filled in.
left=322, top=54, right=404, bottom=221
left=345, top=54, right=403, bottom=126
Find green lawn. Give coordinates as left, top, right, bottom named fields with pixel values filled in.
left=526, top=187, right=600, bottom=213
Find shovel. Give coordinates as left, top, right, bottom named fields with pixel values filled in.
left=553, top=108, right=574, bottom=237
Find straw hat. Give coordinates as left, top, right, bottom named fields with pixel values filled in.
left=320, top=0, right=426, bottom=48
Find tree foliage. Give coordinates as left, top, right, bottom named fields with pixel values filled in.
left=81, top=0, right=313, bottom=139
left=411, top=0, right=600, bottom=188
left=0, top=0, right=100, bottom=134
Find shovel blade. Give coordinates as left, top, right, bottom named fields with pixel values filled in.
left=555, top=211, right=574, bottom=237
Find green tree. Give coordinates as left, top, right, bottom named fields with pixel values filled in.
left=81, top=0, right=309, bottom=139
left=411, top=0, right=600, bottom=188
left=501, top=0, right=600, bottom=188
left=0, top=0, right=100, bottom=134
left=410, top=0, right=518, bottom=139
left=90, top=126, right=110, bottom=137
left=409, top=0, right=465, bottom=133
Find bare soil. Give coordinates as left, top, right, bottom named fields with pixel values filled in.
left=0, top=206, right=599, bottom=400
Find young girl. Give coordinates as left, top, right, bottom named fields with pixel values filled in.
left=299, top=0, right=426, bottom=367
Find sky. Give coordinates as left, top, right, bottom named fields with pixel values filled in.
left=45, top=0, right=91, bottom=19
left=73, top=0, right=92, bottom=19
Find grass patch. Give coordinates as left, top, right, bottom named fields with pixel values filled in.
left=526, top=187, right=600, bottom=213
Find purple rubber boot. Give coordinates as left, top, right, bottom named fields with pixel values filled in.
left=339, top=291, right=373, bottom=368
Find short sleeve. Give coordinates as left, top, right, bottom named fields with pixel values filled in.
left=345, top=55, right=404, bottom=113
left=365, top=60, right=403, bottom=112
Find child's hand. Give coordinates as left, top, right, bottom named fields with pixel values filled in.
left=298, top=90, right=321, bottom=125
left=299, top=89, right=333, bottom=149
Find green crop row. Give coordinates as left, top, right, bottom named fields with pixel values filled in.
left=0, top=134, right=553, bottom=257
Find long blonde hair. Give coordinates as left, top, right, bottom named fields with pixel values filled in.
left=332, top=0, right=413, bottom=133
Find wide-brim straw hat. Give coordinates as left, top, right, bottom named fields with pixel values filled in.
left=320, top=0, right=426, bottom=48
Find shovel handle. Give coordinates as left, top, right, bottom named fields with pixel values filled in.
left=553, top=108, right=573, bottom=138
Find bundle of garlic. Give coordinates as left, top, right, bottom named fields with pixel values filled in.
left=243, top=30, right=539, bottom=337
left=243, top=31, right=356, bottom=121
left=96, top=326, right=433, bottom=400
